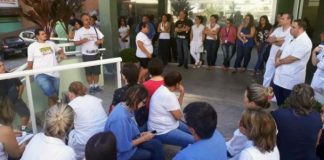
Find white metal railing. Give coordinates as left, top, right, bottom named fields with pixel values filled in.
left=0, top=57, right=122, bottom=134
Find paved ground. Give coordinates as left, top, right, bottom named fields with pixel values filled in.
left=95, top=62, right=274, bottom=159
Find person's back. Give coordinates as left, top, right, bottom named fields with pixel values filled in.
left=68, top=94, right=107, bottom=144
left=21, top=133, right=76, bottom=160
left=173, top=130, right=227, bottom=160
left=271, top=108, right=322, bottom=159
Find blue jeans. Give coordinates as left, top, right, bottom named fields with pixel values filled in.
left=234, top=46, right=253, bottom=69
left=176, top=38, right=189, bottom=66
left=205, top=39, right=220, bottom=66
left=254, top=43, right=270, bottom=71
left=221, top=43, right=235, bottom=67
left=273, top=83, right=292, bottom=106
left=155, top=122, right=194, bottom=148
left=130, top=139, right=165, bottom=160
left=35, top=74, right=60, bottom=97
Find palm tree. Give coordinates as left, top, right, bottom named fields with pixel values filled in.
left=21, top=0, right=84, bottom=38
left=171, top=0, right=194, bottom=16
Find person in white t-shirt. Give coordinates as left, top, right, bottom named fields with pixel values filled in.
left=66, top=81, right=107, bottom=160
left=148, top=71, right=194, bottom=148
left=239, top=109, right=279, bottom=160
left=27, top=28, right=65, bottom=107
left=21, top=104, right=76, bottom=160
left=311, top=32, right=324, bottom=101
left=118, top=17, right=130, bottom=50
left=273, top=19, right=313, bottom=106
left=263, top=13, right=292, bottom=87
left=136, top=23, right=153, bottom=83
left=158, top=14, right=171, bottom=65
left=190, top=16, right=205, bottom=68
left=74, top=13, right=104, bottom=94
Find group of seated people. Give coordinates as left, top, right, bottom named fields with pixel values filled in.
left=0, top=58, right=324, bottom=160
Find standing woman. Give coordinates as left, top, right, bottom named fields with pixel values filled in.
left=158, top=14, right=171, bottom=65
left=254, top=15, right=272, bottom=75
left=136, top=23, right=153, bottom=83
left=220, top=19, right=237, bottom=70
left=118, top=17, right=130, bottom=50
left=204, top=14, right=221, bottom=70
left=190, top=15, right=205, bottom=69
left=233, top=14, right=256, bottom=73
left=0, top=97, right=25, bottom=160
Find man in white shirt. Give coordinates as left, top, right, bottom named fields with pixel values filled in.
left=263, top=12, right=292, bottom=87
left=273, top=19, right=313, bottom=106
left=27, top=28, right=65, bottom=107
left=74, top=13, right=104, bottom=94
left=148, top=71, right=194, bottom=148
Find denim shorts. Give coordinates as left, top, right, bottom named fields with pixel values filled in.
left=35, top=74, right=60, bottom=97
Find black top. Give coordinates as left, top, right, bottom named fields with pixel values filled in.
left=175, top=19, right=193, bottom=40
left=256, top=25, right=272, bottom=43
left=271, top=108, right=322, bottom=160
left=0, top=72, right=22, bottom=99
left=111, top=84, right=132, bottom=106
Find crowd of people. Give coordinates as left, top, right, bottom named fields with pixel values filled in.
left=0, top=8, right=324, bottom=160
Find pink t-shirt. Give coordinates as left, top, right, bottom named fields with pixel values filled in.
left=143, top=79, right=164, bottom=110
left=220, top=26, right=237, bottom=44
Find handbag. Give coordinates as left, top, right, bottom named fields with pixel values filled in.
left=93, top=26, right=103, bottom=48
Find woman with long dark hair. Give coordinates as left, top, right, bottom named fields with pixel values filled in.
left=254, top=15, right=272, bottom=75
left=158, top=14, right=171, bottom=65
left=205, top=14, right=221, bottom=70
left=118, top=17, right=130, bottom=50
left=233, top=14, right=256, bottom=73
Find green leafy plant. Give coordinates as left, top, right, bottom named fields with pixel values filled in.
left=119, top=48, right=138, bottom=63
left=21, top=0, right=84, bottom=37
left=171, top=0, right=194, bottom=16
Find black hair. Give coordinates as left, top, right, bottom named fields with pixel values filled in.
left=164, top=71, right=182, bottom=87
left=138, top=22, right=148, bottom=31
left=91, top=15, right=98, bottom=21
left=118, top=17, right=127, bottom=28
left=73, top=19, right=83, bottom=27
left=161, top=14, right=170, bottom=22
left=227, top=18, right=233, bottom=24
left=196, top=15, right=204, bottom=24
left=34, top=28, right=44, bottom=36
left=294, top=19, right=307, bottom=30
left=245, top=14, right=255, bottom=30
left=148, top=58, right=164, bottom=76
left=184, top=102, right=217, bottom=139
left=210, top=14, right=219, bottom=22
left=121, top=63, right=139, bottom=85
left=85, top=132, right=117, bottom=160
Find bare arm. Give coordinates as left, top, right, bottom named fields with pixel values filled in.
left=311, top=47, right=321, bottom=66
left=237, top=25, right=245, bottom=42
left=317, top=129, right=323, bottom=147
left=0, top=126, right=25, bottom=158
left=27, top=61, right=33, bottom=70
left=17, top=84, right=24, bottom=99
left=74, top=38, right=89, bottom=46
left=132, top=132, right=154, bottom=146
left=243, top=27, right=256, bottom=38
left=157, top=23, right=162, bottom=33
left=170, top=110, right=183, bottom=120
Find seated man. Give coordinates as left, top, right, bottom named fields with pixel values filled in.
left=27, top=28, right=65, bottom=106
left=173, top=102, right=227, bottom=160
left=148, top=71, right=194, bottom=148
left=0, top=60, right=30, bottom=131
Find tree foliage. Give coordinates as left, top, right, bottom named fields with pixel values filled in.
left=171, top=0, right=194, bottom=16
left=21, top=0, right=84, bottom=37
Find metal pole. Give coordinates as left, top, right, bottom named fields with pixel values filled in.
left=25, top=76, right=37, bottom=134
left=116, top=61, right=122, bottom=88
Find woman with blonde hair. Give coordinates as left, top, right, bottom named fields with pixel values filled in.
left=0, top=97, right=25, bottom=159
left=272, top=83, right=322, bottom=159
left=21, top=104, right=76, bottom=160
left=239, top=109, right=279, bottom=160
left=67, top=81, right=107, bottom=160
left=227, top=83, right=273, bottom=159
